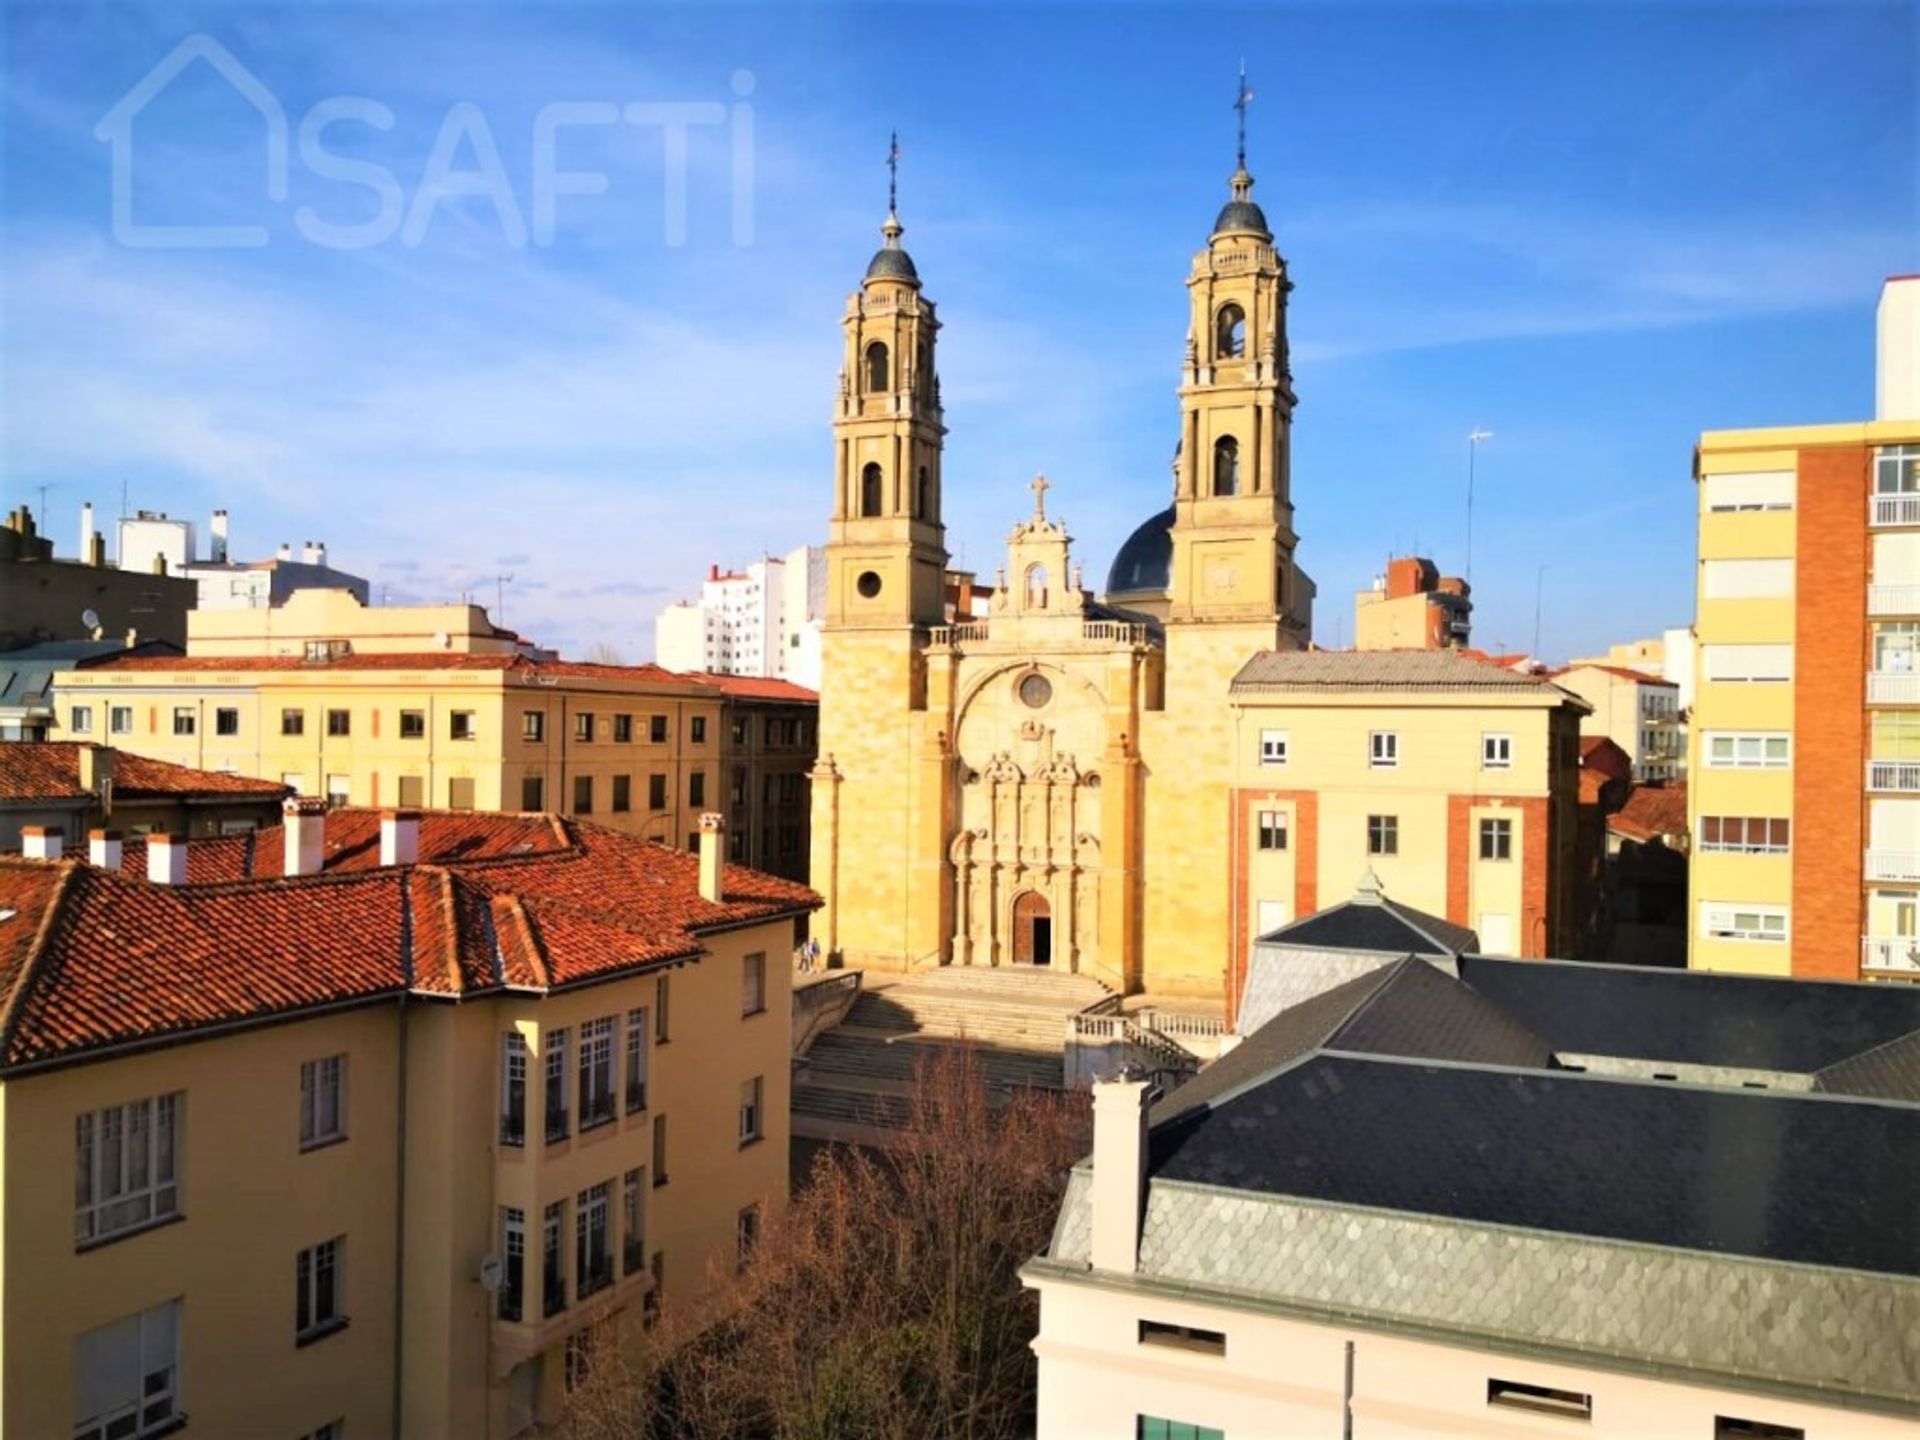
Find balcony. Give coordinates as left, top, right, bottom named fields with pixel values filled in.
left=579, top=1093, right=616, bottom=1132
left=1862, top=936, right=1920, bottom=974
left=1868, top=672, right=1920, bottom=705
left=1865, top=850, right=1920, bottom=883
left=578, top=1259, right=614, bottom=1301
left=1874, top=495, right=1920, bottom=527
left=1868, top=760, right=1920, bottom=793
left=1869, top=584, right=1920, bottom=616
left=499, top=1110, right=525, bottom=1148
left=498, top=1276, right=524, bottom=1324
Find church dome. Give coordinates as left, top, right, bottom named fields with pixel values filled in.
left=1106, top=505, right=1175, bottom=597
left=1211, top=197, right=1271, bottom=240
left=864, top=245, right=920, bottom=284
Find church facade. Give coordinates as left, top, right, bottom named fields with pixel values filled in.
left=808, top=149, right=1322, bottom=1000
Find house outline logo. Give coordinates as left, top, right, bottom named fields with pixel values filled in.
left=94, top=34, right=288, bottom=248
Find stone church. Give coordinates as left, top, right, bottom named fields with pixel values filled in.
left=809, top=145, right=1319, bottom=1000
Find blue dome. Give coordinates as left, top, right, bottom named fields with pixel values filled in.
left=1212, top=198, right=1271, bottom=240
left=865, top=246, right=919, bottom=284
left=1106, top=506, right=1174, bottom=596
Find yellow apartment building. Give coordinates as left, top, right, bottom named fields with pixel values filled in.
left=1351, top=555, right=1472, bottom=651
left=182, top=586, right=526, bottom=657
left=1690, top=275, right=1920, bottom=981
left=0, top=805, right=813, bottom=1437
left=1224, top=649, right=1585, bottom=1008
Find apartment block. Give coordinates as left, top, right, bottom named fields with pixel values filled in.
left=0, top=805, right=812, bottom=1438
left=1689, top=276, right=1920, bottom=980
left=1351, top=555, right=1471, bottom=650
left=1552, top=662, right=1684, bottom=781
left=707, top=674, right=818, bottom=883
left=654, top=547, right=825, bottom=690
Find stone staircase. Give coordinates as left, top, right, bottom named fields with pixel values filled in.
left=792, top=966, right=1111, bottom=1142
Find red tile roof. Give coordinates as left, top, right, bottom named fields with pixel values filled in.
left=1579, top=736, right=1634, bottom=787
left=0, top=810, right=817, bottom=1071
left=678, top=673, right=818, bottom=703
left=79, top=652, right=706, bottom=688
left=1609, top=783, right=1689, bottom=844
left=1556, top=662, right=1677, bottom=688
left=0, top=743, right=287, bottom=804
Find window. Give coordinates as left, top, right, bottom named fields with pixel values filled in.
left=499, top=1207, right=524, bottom=1322
left=449, top=710, right=476, bottom=741
left=1704, top=732, right=1790, bottom=769
left=326, top=774, right=350, bottom=808
left=1259, top=729, right=1288, bottom=766
left=1703, top=469, right=1793, bottom=512
left=611, top=774, right=632, bottom=812
left=396, top=709, right=424, bottom=740
left=1214, top=302, right=1245, bottom=359
left=861, top=462, right=884, bottom=517
left=625, top=1008, right=649, bottom=1113
left=70, top=705, right=94, bottom=734
left=864, top=339, right=889, bottom=393
left=545, top=1028, right=569, bottom=1143
left=72, top=1299, right=180, bottom=1440
left=295, top=1236, right=345, bottom=1340
left=649, top=714, right=669, bottom=744
left=1703, top=557, right=1793, bottom=599
left=652, top=1113, right=669, bottom=1185
left=1136, top=1419, right=1223, bottom=1440
left=1703, top=643, right=1793, bottom=683
left=731, top=716, right=748, bottom=746
left=1367, top=814, right=1398, bottom=857
left=1486, top=1378, right=1592, bottom=1420
left=574, top=711, right=595, bottom=742
left=1138, top=1320, right=1226, bottom=1356
left=578, top=1017, right=616, bottom=1130
left=448, top=777, right=475, bottom=810
left=608, top=713, right=631, bottom=743
left=1701, top=903, right=1789, bottom=943
left=1715, top=1419, right=1804, bottom=1440
left=573, top=775, right=593, bottom=814
left=1478, top=817, right=1513, bottom=861
left=576, top=1182, right=612, bottom=1298
left=1699, top=817, right=1791, bottom=855
left=737, top=1202, right=761, bottom=1269
left=522, top=710, right=545, bottom=742
left=1482, top=733, right=1512, bottom=770
left=543, top=1201, right=566, bottom=1317
left=501, top=1032, right=527, bottom=1145
left=521, top=775, right=544, bottom=810
left=1211, top=435, right=1238, bottom=497
left=690, top=771, right=707, bottom=807
left=623, top=1168, right=646, bottom=1275
left=1369, top=731, right=1398, bottom=768
left=656, top=975, right=670, bottom=1042
left=916, top=464, right=931, bottom=518
left=326, top=708, right=351, bottom=737
left=75, top=1092, right=181, bottom=1246
left=742, top=952, right=767, bottom=1015
left=643, top=1250, right=665, bottom=1325
left=565, top=1326, right=606, bottom=1394
left=171, top=707, right=195, bottom=736
left=110, top=705, right=133, bottom=735
left=1256, top=810, right=1287, bottom=851
left=300, top=1055, right=345, bottom=1148
left=739, top=1076, right=764, bottom=1145
left=397, top=775, right=425, bottom=808
left=691, top=715, right=707, bottom=743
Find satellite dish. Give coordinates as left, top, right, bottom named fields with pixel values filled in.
left=434, top=631, right=450, bottom=649
left=81, top=608, right=101, bottom=631
left=477, top=1255, right=504, bottom=1292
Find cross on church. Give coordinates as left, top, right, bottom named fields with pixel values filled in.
left=1030, top=472, right=1050, bottom=519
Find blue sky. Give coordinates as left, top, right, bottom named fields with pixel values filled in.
left=2, top=1, right=1913, bottom=660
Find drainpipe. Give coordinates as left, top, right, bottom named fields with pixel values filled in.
left=391, top=877, right=413, bottom=1440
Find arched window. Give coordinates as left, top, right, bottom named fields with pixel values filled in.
left=916, top=465, right=931, bottom=519
left=861, top=463, right=884, bottom=518
left=1213, top=436, right=1239, bottom=497
left=1215, top=303, right=1246, bottom=360
left=864, top=341, right=889, bottom=393
left=1025, top=564, right=1049, bottom=609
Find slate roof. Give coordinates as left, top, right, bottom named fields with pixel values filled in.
left=1816, top=1029, right=1920, bottom=1102
left=0, top=639, right=179, bottom=713
left=0, top=743, right=287, bottom=805
left=1233, top=649, right=1572, bottom=692
left=1264, top=888, right=1477, bottom=957
left=0, top=811, right=818, bottom=1072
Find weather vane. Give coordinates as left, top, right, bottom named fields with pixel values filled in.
left=888, top=130, right=900, bottom=215
left=1234, top=61, right=1254, bottom=168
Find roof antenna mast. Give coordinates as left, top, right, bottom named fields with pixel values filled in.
left=887, top=130, right=900, bottom=216
left=1234, top=60, right=1254, bottom=169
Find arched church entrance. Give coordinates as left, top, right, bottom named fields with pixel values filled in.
left=1012, top=890, right=1052, bottom=967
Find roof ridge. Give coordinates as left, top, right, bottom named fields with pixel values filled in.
left=1814, top=1024, right=1920, bottom=1081
left=1379, top=898, right=1467, bottom=957
left=0, top=861, right=82, bottom=1064
left=1324, top=957, right=1424, bottom=1043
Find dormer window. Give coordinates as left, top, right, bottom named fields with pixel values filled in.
left=1212, top=436, right=1239, bottom=497
left=864, top=341, right=889, bottom=393
left=1215, top=303, right=1246, bottom=359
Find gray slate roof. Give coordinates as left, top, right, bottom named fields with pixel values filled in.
left=1266, top=892, right=1477, bottom=957
left=1232, top=648, right=1571, bottom=693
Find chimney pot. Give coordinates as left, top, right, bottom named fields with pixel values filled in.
left=380, top=809, right=421, bottom=867
left=89, top=828, right=123, bottom=873
left=20, top=825, right=63, bottom=861
left=148, top=832, right=188, bottom=886
left=1090, top=1076, right=1154, bottom=1274
left=283, top=796, right=329, bottom=876
left=697, top=812, right=726, bottom=902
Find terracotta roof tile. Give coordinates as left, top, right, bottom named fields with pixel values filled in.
left=1609, top=783, right=1689, bottom=844
left=0, top=743, right=286, bottom=804
left=80, top=652, right=705, bottom=688
left=1556, top=662, right=1677, bottom=688
left=677, top=673, right=818, bottom=703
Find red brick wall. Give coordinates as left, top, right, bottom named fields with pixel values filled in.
left=1793, top=445, right=1870, bottom=979
left=1448, top=794, right=1551, bottom=957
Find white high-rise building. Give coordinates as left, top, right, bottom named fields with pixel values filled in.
left=654, top=546, right=824, bottom=689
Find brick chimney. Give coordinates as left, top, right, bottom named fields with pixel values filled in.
left=284, top=796, right=328, bottom=877
left=148, top=832, right=187, bottom=885
left=20, top=825, right=63, bottom=861
left=1090, top=1075, right=1154, bottom=1274
left=89, top=829, right=123, bottom=872
left=380, top=809, right=421, bottom=867
left=698, top=812, right=726, bottom=902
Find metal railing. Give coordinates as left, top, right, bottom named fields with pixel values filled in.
left=498, top=1274, right=524, bottom=1323
left=1868, top=760, right=1920, bottom=792
left=624, top=1237, right=646, bottom=1276
left=1869, top=584, right=1920, bottom=616
left=544, top=1106, right=570, bottom=1145
left=1861, top=937, right=1920, bottom=973
left=1868, top=672, right=1920, bottom=705
left=543, top=1276, right=567, bottom=1318
left=499, top=1110, right=525, bottom=1148
left=1865, top=850, right=1920, bottom=883
left=1082, top=620, right=1149, bottom=645
left=928, top=623, right=991, bottom=646
left=578, top=1259, right=614, bottom=1300
left=1874, top=495, right=1920, bottom=527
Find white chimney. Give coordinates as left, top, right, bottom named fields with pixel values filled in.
left=380, top=809, right=420, bottom=867
left=210, top=509, right=229, bottom=564
left=79, top=502, right=93, bottom=563
left=698, top=812, right=726, bottom=902
left=302, top=541, right=321, bottom=565
left=277, top=542, right=293, bottom=561
left=148, top=832, right=188, bottom=885
left=89, top=828, right=123, bottom=872
left=1878, top=276, right=1920, bottom=422
left=313, top=540, right=328, bottom=568
left=284, top=796, right=328, bottom=876
left=20, top=825, right=63, bottom=861
left=1090, top=1075, right=1154, bottom=1274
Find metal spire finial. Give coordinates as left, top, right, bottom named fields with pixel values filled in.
left=1234, top=61, right=1254, bottom=170
left=887, top=130, right=900, bottom=216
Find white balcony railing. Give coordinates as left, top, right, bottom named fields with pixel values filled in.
left=1865, top=850, right=1920, bottom=882
left=1874, top=495, right=1920, bottom=527
left=1869, top=584, right=1920, bottom=616
left=1868, top=760, right=1920, bottom=792
left=1861, top=936, right=1920, bottom=973
left=1868, top=672, right=1920, bottom=704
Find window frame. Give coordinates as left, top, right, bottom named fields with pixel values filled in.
left=74, top=1092, right=182, bottom=1248
left=299, top=1054, right=346, bottom=1150
left=1703, top=731, right=1791, bottom=770
left=1698, top=816, right=1791, bottom=855
left=742, top=952, right=767, bottom=1017
left=1256, top=809, right=1287, bottom=852
left=544, top=1028, right=570, bottom=1143
left=109, top=705, right=134, bottom=736
left=325, top=708, right=351, bottom=738
left=294, top=1235, right=346, bottom=1342
left=575, top=1181, right=613, bottom=1299
left=1369, top=731, right=1399, bottom=769
left=70, top=704, right=94, bottom=735
left=1258, top=729, right=1288, bottom=766
left=522, top=710, right=546, bottom=742
left=1481, top=732, right=1513, bottom=770
left=625, top=1008, right=649, bottom=1114
left=500, top=1032, right=527, bottom=1147
left=739, top=1075, right=764, bottom=1146
left=71, top=1299, right=181, bottom=1440
left=449, top=710, right=477, bottom=742
left=1700, top=903, right=1790, bottom=944
left=578, top=1017, right=616, bottom=1131
left=171, top=707, right=195, bottom=737
left=1367, top=814, right=1399, bottom=857
left=398, top=709, right=426, bottom=740
left=1478, top=816, right=1513, bottom=862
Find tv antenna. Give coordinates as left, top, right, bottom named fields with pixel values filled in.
left=1465, top=428, right=1493, bottom=586
left=494, top=572, right=514, bottom=624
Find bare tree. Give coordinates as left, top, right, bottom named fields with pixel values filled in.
left=582, top=641, right=627, bottom=666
